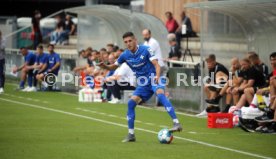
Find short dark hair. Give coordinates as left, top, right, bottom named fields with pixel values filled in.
left=100, top=48, right=107, bottom=52
left=48, top=44, right=54, bottom=48
left=106, top=43, right=114, bottom=47
left=248, top=52, right=259, bottom=61
left=92, top=50, right=100, bottom=54
left=270, top=52, right=276, bottom=59
left=86, top=47, right=93, bottom=52
left=165, top=11, right=172, bottom=16
left=37, top=45, right=43, bottom=49
left=146, top=29, right=151, bottom=35
left=113, top=45, right=119, bottom=52
left=20, top=47, right=27, bottom=50
left=241, top=58, right=251, bottom=64
left=122, top=32, right=135, bottom=39
left=205, top=54, right=216, bottom=62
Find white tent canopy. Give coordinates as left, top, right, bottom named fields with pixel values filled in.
left=65, top=5, right=169, bottom=56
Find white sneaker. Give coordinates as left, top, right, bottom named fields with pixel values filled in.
left=22, top=86, right=31, bottom=92
left=196, top=110, right=207, bottom=118
left=42, top=81, right=48, bottom=88
left=108, top=98, right=121, bottom=104
left=0, top=88, right=4, bottom=94
left=27, top=87, right=37, bottom=92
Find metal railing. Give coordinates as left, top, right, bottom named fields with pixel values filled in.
left=166, top=59, right=198, bottom=68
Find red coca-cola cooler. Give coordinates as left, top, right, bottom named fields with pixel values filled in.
left=208, top=113, right=233, bottom=128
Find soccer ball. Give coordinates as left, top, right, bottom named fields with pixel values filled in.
left=157, top=128, right=173, bottom=144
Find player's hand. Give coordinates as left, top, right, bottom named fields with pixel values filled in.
left=12, top=67, right=17, bottom=73
left=270, top=76, right=276, bottom=82
left=73, top=67, right=79, bottom=73
left=154, top=76, right=160, bottom=84
left=97, top=62, right=106, bottom=69
left=232, top=87, right=239, bottom=94
left=256, top=89, right=264, bottom=95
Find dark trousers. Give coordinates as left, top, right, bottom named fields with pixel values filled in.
left=102, top=83, right=112, bottom=101
left=0, top=59, right=5, bottom=88
left=175, top=31, right=196, bottom=48
left=107, top=81, right=135, bottom=99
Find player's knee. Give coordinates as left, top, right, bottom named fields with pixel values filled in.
left=156, top=88, right=164, bottom=95
left=271, top=80, right=276, bottom=87
left=244, top=88, right=252, bottom=94
left=130, top=96, right=141, bottom=103
left=36, top=74, right=42, bottom=80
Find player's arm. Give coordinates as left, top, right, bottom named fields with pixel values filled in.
left=48, top=62, right=60, bottom=73
left=151, top=59, right=161, bottom=83
left=35, top=62, right=45, bottom=70
left=73, top=65, right=86, bottom=72
left=38, top=63, right=47, bottom=73
left=48, top=55, right=61, bottom=73
left=98, top=62, right=119, bottom=70
left=100, top=52, right=125, bottom=70
left=14, top=60, right=29, bottom=73
left=240, top=79, right=254, bottom=90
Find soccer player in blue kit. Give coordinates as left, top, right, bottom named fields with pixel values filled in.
left=13, top=47, right=36, bottom=90
left=98, top=32, right=182, bottom=142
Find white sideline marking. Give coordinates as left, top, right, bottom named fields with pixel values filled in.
left=138, top=105, right=197, bottom=117
left=145, top=122, right=155, bottom=126
left=0, top=97, right=272, bottom=159
left=4, top=94, right=46, bottom=104
left=76, top=108, right=142, bottom=124
left=159, top=125, right=169, bottom=128
left=60, top=91, right=199, bottom=118
left=108, top=114, right=118, bottom=118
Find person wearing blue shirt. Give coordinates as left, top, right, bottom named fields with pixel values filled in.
left=98, top=32, right=182, bottom=142
left=12, top=47, right=36, bottom=90
left=36, top=44, right=61, bottom=89
left=26, top=45, right=49, bottom=91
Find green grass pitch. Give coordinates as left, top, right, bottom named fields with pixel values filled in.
left=0, top=84, right=275, bottom=159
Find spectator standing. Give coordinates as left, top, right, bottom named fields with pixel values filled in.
left=165, top=11, right=179, bottom=33
left=31, top=10, right=42, bottom=49
left=142, top=29, right=167, bottom=76
left=0, top=30, right=5, bottom=94
left=175, top=11, right=196, bottom=47
left=64, top=14, right=76, bottom=36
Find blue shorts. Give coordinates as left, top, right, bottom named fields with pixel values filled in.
left=133, top=78, right=166, bottom=102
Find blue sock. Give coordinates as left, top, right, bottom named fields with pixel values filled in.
left=127, top=99, right=137, bottom=129
left=157, top=94, right=177, bottom=120
left=27, top=75, right=33, bottom=87
left=19, top=80, right=25, bottom=88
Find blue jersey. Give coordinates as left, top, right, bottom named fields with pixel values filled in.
left=116, top=45, right=157, bottom=80
left=24, top=52, right=36, bottom=66
left=35, top=53, right=48, bottom=65
left=47, top=52, right=61, bottom=75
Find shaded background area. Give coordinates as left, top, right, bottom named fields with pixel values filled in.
left=0, top=0, right=131, bottom=17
